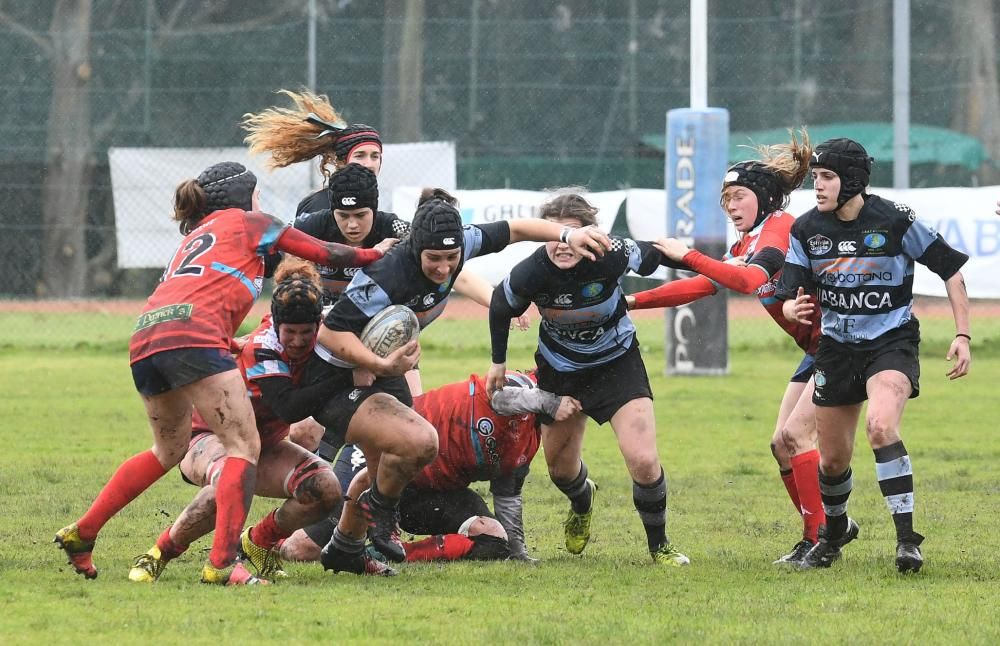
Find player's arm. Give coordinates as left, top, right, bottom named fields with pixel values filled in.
left=490, top=465, right=532, bottom=561
left=318, top=275, right=419, bottom=376
left=490, top=386, right=563, bottom=418
left=507, top=219, right=611, bottom=260
left=628, top=275, right=718, bottom=310
left=487, top=264, right=535, bottom=392
left=774, top=223, right=817, bottom=323
left=276, top=225, right=384, bottom=268
left=944, top=271, right=971, bottom=380
left=255, top=374, right=343, bottom=423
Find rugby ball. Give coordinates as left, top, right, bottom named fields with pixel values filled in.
left=359, top=305, right=419, bottom=358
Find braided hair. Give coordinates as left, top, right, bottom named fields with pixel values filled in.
left=242, top=89, right=382, bottom=181
left=270, top=257, right=323, bottom=329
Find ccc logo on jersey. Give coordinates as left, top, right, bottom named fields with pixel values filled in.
left=837, top=241, right=857, bottom=254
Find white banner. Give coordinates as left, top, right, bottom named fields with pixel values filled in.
left=394, top=185, right=1000, bottom=299
left=110, top=143, right=455, bottom=268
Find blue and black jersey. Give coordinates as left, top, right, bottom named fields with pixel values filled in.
left=490, top=237, right=685, bottom=372
left=317, top=221, right=511, bottom=367
left=294, top=209, right=410, bottom=304
left=775, top=194, right=967, bottom=346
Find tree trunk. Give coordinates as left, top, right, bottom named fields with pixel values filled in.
left=381, top=0, right=424, bottom=142
left=40, top=0, right=93, bottom=297
left=951, top=0, right=1000, bottom=184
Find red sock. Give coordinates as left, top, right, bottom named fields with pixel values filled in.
left=77, top=450, right=167, bottom=541
left=249, top=509, right=289, bottom=549
left=157, top=525, right=188, bottom=561
left=790, top=449, right=826, bottom=543
left=403, top=534, right=475, bottom=562
left=779, top=468, right=801, bottom=515
left=208, top=457, right=256, bottom=569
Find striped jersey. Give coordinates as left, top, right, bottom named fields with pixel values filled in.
left=776, top=194, right=968, bottom=345
left=129, top=209, right=286, bottom=364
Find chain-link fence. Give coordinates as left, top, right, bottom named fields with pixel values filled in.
left=1, top=0, right=998, bottom=315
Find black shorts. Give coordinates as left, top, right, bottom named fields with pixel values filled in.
left=535, top=342, right=652, bottom=424
left=812, top=334, right=920, bottom=407
left=332, top=443, right=367, bottom=494
left=304, top=355, right=414, bottom=447
left=398, top=486, right=494, bottom=535
left=131, top=347, right=236, bottom=396
left=789, top=353, right=815, bottom=384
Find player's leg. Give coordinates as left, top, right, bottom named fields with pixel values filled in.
left=541, top=413, right=592, bottom=554
left=319, top=466, right=395, bottom=576
left=128, top=432, right=224, bottom=582
left=610, top=397, right=688, bottom=566
left=865, top=346, right=922, bottom=573
left=187, top=369, right=264, bottom=584
left=56, top=359, right=194, bottom=579
left=240, top=442, right=339, bottom=577
left=773, top=374, right=825, bottom=564
left=400, top=488, right=509, bottom=562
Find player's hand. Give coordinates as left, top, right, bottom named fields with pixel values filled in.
left=725, top=255, right=748, bottom=267
left=552, top=396, right=583, bottom=422
left=511, top=313, right=531, bottom=332
left=625, top=294, right=636, bottom=310
left=995, top=199, right=1000, bottom=216
left=945, top=336, right=971, bottom=380
left=568, top=225, right=612, bottom=261
left=377, top=340, right=420, bottom=376
left=652, top=237, right=691, bottom=262
left=352, top=367, right=375, bottom=387
left=374, top=237, right=399, bottom=256
left=509, top=551, right=539, bottom=565
left=231, top=334, right=249, bottom=353
left=486, top=362, right=507, bottom=395
left=785, top=287, right=814, bottom=325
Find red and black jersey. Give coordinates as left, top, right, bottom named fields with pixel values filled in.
left=191, top=314, right=314, bottom=448
left=728, top=211, right=820, bottom=354
left=411, top=374, right=540, bottom=491
left=129, top=209, right=286, bottom=364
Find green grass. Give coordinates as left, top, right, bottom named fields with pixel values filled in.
left=2, top=311, right=1000, bottom=644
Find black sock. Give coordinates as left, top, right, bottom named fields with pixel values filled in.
left=370, top=478, right=399, bottom=510
left=818, top=466, right=853, bottom=539
left=874, top=441, right=918, bottom=543
left=554, top=462, right=592, bottom=514
left=633, top=469, right=667, bottom=551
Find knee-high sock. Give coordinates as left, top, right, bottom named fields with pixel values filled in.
left=553, top=462, right=592, bottom=514
left=77, top=450, right=167, bottom=541
left=790, top=450, right=825, bottom=542
left=779, top=468, right=801, bottom=514
left=156, top=524, right=188, bottom=561
left=208, top=457, right=256, bottom=569
left=250, top=509, right=291, bottom=550
left=818, top=466, right=853, bottom=539
left=633, top=469, right=667, bottom=551
left=874, top=441, right=918, bottom=543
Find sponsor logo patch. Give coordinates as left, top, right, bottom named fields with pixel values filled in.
left=581, top=282, right=604, bottom=298
left=134, top=303, right=193, bottom=332
left=837, top=240, right=857, bottom=254
left=863, top=232, right=886, bottom=249
left=807, top=234, right=833, bottom=255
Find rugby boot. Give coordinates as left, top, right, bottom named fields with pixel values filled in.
left=238, top=527, right=287, bottom=578
left=896, top=533, right=924, bottom=574
left=773, top=539, right=816, bottom=566
left=128, top=545, right=169, bottom=583
left=356, top=488, right=406, bottom=563
left=798, top=517, right=860, bottom=570
left=200, top=559, right=269, bottom=586
left=564, top=479, right=597, bottom=555
left=320, top=543, right=398, bottom=577
left=54, top=523, right=97, bottom=579
left=650, top=542, right=690, bottom=566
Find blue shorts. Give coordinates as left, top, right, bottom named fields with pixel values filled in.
left=131, top=347, right=237, bottom=396
left=789, top=353, right=815, bottom=384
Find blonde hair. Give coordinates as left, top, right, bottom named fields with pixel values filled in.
left=750, top=127, right=813, bottom=195
left=242, top=89, right=345, bottom=178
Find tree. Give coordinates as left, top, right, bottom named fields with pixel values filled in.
left=381, top=0, right=425, bottom=143
left=0, top=0, right=308, bottom=297
left=951, top=0, right=1000, bottom=183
